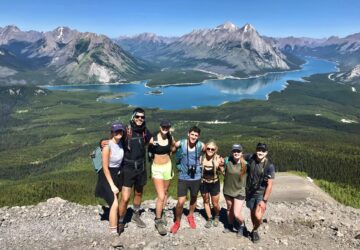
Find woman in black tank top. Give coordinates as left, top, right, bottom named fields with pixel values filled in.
left=200, top=140, right=224, bottom=228
left=149, top=120, right=176, bottom=235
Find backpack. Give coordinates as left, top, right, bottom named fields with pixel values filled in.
left=90, top=138, right=113, bottom=173
left=90, top=146, right=103, bottom=173
left=175, top=139, right=203, bottom=170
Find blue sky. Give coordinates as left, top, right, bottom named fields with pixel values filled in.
left=1, top=0, right=359, bottom=38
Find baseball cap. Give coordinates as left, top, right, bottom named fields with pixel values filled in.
left=256, top=143, right=268, bottom=151
left=111, top=122, right=125, bottom=133
left=231, top=144, right=243, bottom=152
left=160, top=120, right=171, bottom=127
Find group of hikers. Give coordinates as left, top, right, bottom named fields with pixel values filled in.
left=94, top=107, right=275, bottom=243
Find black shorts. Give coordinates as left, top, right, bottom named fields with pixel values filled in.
left=121, top=165, right=147, bottom=189
left=200, top=181, right=220, bottom=196
left=177, top=179, right=201, bottom=198
left=95, top=168, right=122, bottom=206
left=224, top=193, right=246, bottom=200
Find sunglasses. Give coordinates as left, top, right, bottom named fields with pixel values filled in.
left=232, top=150, right=242, bottom=153
left=161, top=126, right=170, bottom=130
left=206, top=147, right=216, bottom=152
left=256, top=148, right=267, bottom=152
left=134, top=115, right=145, bottom=120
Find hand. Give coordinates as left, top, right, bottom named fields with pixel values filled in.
left=101, top=140, right=109, bottom=148
left=258, top=200, right=267, bottom=213
left=111, top=185, right=119, bottom=194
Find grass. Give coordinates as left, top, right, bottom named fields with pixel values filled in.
left=0, top=74, right=359, bottom=207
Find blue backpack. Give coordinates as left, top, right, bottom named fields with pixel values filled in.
left=90, top=146, right=102, bottom=173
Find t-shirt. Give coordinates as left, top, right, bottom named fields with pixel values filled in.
left=223, top=158, right=247, bottom=197
left=245, top=154, right=275, bottom=197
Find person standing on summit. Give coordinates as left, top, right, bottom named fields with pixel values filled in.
left=117, top=108, right=152, bottom=234
left=245, top=143, right=275, bottom=243
left=170, top=126, right=205, bottom=234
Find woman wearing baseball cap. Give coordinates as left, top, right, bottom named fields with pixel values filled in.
left=95, top=122, right=125, bottom=235
left=222, top=144, right=248, bottom=237
left=148, top=120, right=176, bottom=236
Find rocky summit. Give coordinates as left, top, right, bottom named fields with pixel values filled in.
left=1, top=194, right=360, bottom=249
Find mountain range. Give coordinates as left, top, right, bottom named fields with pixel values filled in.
left=1, top=22, right=359, bottom=85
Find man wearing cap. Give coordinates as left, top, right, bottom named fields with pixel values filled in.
left=245, top=143, right=275, bottom=243
left=117, top=108, right=152, bottom=233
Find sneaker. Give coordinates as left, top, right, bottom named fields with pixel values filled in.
left=155, top=218, right=167, bottom=236
left=170, top=221, right=181, bottom=234
left=237, top=225, right=245, bottom=237
left=223, top=224, right=233, bottom=233
left=205, top=219, right=212, bottom=228
left=161, top=211, right=167, bottom=226
left=186, top=215, right=196, bottom=229
left=132, top=212, right=146, bottom=228
left=118, top=223, right=125, bottom=235
left=213, top=216, right=219, bottom=227
left=252, top=230, right=260, bottom=243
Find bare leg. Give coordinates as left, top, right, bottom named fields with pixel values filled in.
left=188, top=196, right=197, bottom=216
left=202, top=192, right=212, bottom=219
left=119, top=187, right=131, bottom=218
left=153, top=178, right=165, bottom=218
left=109, top=194, right=119, bottom=229
left=175, top=196, right=186, bottom=222
left=225, top=196, right=234, bottom=225
left=233, top=199, right=245, bottom=225
left=211, top=194, right=220, bottom=217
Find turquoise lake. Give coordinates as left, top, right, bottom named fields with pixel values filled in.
left=44, top=57, right=337, bottom=110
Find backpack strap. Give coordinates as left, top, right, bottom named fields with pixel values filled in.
left=126, top=124, right=132, bottom=150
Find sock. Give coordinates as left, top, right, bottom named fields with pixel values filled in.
left=133, top=205, right=141, bottom=213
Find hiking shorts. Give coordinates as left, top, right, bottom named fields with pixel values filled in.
left=151, top=161, right=173, bottom=180
left=246, top=195, right=263, bottom=210
left=121, top=164, right=147, bottom=188
left=95, top=167, right=122, bottom=206
left=177, top=179, right=201, bottom=198
left=200, top=181, right=220, bottom=196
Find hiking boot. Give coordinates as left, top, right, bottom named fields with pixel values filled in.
left=132, top=212, right=146, bottom=228
left=186, top=215, right=196, bottom=229
left=170, top=221, right=181, bottom=234
left=155, top=218, right=167, bottom=236
left=252, top=230, right=260, bottom=243
left=205, top=219, right=212, bottom=228
left=223, top=224, right=233, bottom=233
left=118, top=223, right=125, bottom=235
left=213, top=216, right=219, bottom=227
left=161, top=211, right=167, bottom=226
left=237, top=225, right=245, bottom=237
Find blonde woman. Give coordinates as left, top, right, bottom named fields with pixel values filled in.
left=200, top=140, right=223, bottom=228
left=223, top=144, right=247, bottom=237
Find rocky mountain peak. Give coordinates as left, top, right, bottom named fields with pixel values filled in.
left=2, top=25, right=21, bottom=33
left=242, top=23, right=256, bottom=33
left=216, top=21, right=238, bottom=31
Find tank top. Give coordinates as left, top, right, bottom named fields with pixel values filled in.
left=201, top=155, right=220, bottom=183
left=108, top=140, right=124, bottom=168
left=223, top=159, right=246, bottom=197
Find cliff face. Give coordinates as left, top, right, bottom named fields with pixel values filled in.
left=1, top=174, right=360, bottom=249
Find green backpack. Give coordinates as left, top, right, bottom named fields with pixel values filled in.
left=90, top=146, right=102, bottom=173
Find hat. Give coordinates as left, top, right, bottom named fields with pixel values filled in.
left=256, top=143, right=268, bottom=151
left=231, top=144, right=243, bottom=151
left=111, top=122, right=125, bottom=133
left=160, top=120, right=171, bottom=127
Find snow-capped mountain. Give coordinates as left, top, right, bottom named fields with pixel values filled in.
left=152, top=22, right=298, bottom=77
left=0, top=26, right=149, bottom=84
left=332, top=64, right=360, bottom=84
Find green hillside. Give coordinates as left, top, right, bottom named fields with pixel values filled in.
left=0, top=74, right=359, bottom=207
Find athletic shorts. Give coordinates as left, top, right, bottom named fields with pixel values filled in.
left=224, top=193, right=245, bottom=201
left=95, top=167, right=122, bottom=206
left=177, top=179, right=201, bottom=198
left=200, top=181, right=220, bottom=196
left=121, top=164, right=147, bottom=188
left=246, top=195, right=264, bottom=210
left=151, top=161, right=173, bottom=180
